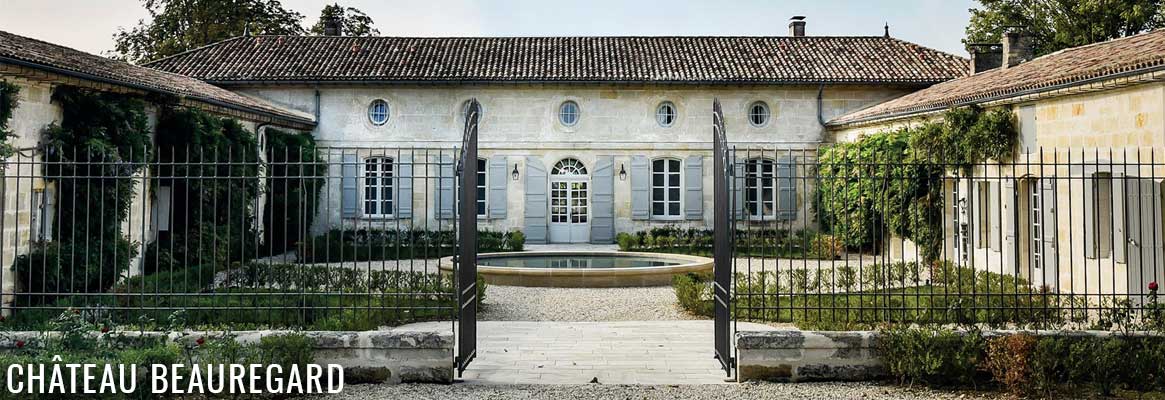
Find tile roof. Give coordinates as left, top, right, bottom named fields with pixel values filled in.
left=144, top=36, right=968, bottom=85
left=0, top=30, right=314, bottom=126
left=829, top=29, right=1165, bottom=126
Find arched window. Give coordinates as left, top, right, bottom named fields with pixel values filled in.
left=652, top=158, right=682, bottom=218
left=748, top=101, right=769, bottom=127
left=368, top=99, right=390, bottom=125
left=558, top=101, right=580, bottom=126
left=656, top=101, right=677, bottom=127
left=552, top=158, right=588, bottom=175
left=363, top=157, right=394, bottom=216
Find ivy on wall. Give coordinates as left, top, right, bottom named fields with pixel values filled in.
left=817, top=106, right=1017, bottom=262
left=263, top=128, right=324, bottom=255
left=0, top=80, right=18, bottom=157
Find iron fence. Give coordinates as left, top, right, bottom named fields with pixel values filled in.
left=0, top=144, right=489, bottom=330
left=725, top=146, right=1165, bottom=329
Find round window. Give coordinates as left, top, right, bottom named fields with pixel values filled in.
left=748, top=101, right=770, bottom=127
left=368, top=99, right=389, bottom=125
left=656, top=101, right=677, bottom=127
left=558, top=101, right=580, bottom=126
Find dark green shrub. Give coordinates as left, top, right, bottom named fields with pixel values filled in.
left=263, top=129, right=325, bottom=255
left=301, top=228, right=523, bottom=262
left=13, top=238, right=136, bottom=307
left=0, top=80, right=18, bottom=157
left=673, top=272, right=713, bottom=317
left=877, top=326, right=986, bottom=387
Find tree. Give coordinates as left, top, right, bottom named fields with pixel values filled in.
left=309, top=3, right=379, bottom=36
left=964, top=0, right=1165, bottom=56
left=113, top=0, right=306, bottom=64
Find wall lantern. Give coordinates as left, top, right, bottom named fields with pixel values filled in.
left=618, top=163, right=627, bottom=181
left=511, top=163, right=520, bottom=181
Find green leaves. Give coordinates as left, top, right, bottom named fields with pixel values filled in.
left=964, top=0, right=1165, bottom=56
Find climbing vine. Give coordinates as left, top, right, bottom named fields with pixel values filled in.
left=817, top=106, right=1017, bottom=262
left=263, top=128, right=325, bottom=255
left=0, top=80, right=20, bottom=158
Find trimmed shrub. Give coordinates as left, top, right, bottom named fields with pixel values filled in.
left=673, top=272, right=714, bottom=317
left=878, top=326, right=986, bottom=387
left=983, top=333, right=1037, bottom=396
left=300, top=228, right=524, bottom=262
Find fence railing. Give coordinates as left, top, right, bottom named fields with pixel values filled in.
left=726, top=146, right=1165, bottom=329
left=0, top=145, right=496, bottom=330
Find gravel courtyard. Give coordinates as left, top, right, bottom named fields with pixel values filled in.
left=480, top=285, right=704, bottom=321
left=322, top=382, right=1008, bottom=400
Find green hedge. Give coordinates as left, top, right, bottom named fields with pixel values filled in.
left=300, top=228, right=524, bottom=263
left=615, top=226, right=841, bottom=259
left=262, top=129, right=325, bottom=255
left=12, top=239, right=135, bottom=307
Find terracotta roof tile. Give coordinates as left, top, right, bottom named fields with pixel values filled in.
left=0, top=30, right=313, bottom=126
left=145, top=36, right=968, bottom=84
left=830, top=30, right=1165, bottom=126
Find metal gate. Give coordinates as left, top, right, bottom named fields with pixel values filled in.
left=712, top=98, right=735, bottom=375
left=455, top=99, right=481, bottom=375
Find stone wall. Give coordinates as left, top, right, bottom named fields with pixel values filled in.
left=736, top=330, right=884, bottom=382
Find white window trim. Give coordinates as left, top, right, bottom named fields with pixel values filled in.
left=656, top=101, right=677, bottom=128
left=369, top=99, right=390, bottom=126
left=361, top=156, right=395, bottom=219
left=744, top=158, right=779, bottom=221
left=558, top=101, right=580, bottom=127
left=650, top=157, right=684, bottom=220
left=748, top=101, right=770, bottom=128
left=476, top=158, right=488, bottom=219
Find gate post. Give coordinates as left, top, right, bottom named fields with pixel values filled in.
left=712, top=99, right=735, bottom=375
left=456, top=99, right=480, bottom=375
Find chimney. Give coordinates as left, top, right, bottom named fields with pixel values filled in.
left=789, top=16, right=806, bottom=37
left=968, top=43, right=1003, bottom=74
left=323, top=15, right=342, bottom=36
left=1001, top=26, right=1033, bottom=68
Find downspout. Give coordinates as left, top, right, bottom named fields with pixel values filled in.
left=816, top=84, right=826, bottom=126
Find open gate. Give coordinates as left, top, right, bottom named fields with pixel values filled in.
left=712, top=98, right=735, bottom=375
left=455, top=99, right=481, bottom=375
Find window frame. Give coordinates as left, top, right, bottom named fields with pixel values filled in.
left=558, top=101, right=580, bottom=127
left=650, top=157, right=684, bottom=219
left=748, top=101, right=770, bottom=128
left=361, top=156, right=395, bottom=218
left=1090, top=172, right=1114, bottom=258
left=743, top=158, right=777, bottom=220
left=476, top=158, right=488, bottom=218
left=655, top=101, right=677, bottom=128
left=368, top=99, right=390, bottom=126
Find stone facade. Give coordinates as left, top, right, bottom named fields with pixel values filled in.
left=236, top=84, right=911, bottom=242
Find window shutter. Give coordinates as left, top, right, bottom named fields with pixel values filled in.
left=436, top=155, right=455, bottom=219
left=396, top=155, right=413, bottom=219
left=1113, top=174, right=1127, bottom=263
left=1040, top=179, right=1058, bottom=279
left=1002, top=180, right=1017, bottom=274
left=684, top=155, right=704, bottom=220
left=970, top=182, right=980, bottom=250
left=630, top=155, right=649, bottom=220
left=776, top=156, right=797, bottom=221
left=733, top=157, right=745, bottom=219
left=591, top=156, right=615, bottom=243
left=488, top=156, right=508, bottom=219
left=523, top=157, right=549, bottom=244
left=989, top=181, right=1001, bottom=250
left=1084, top=176, right=1096, bottom=259
left=1019, top=105, right=1036, bottom=153
left=341, top=154, right=359, bottom=218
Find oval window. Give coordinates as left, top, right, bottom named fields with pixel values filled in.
left=369, top=99, right=389, bottom=125
left=559, top=101, right=580, bottom=126
left=656, top=101, right=677, bottom=127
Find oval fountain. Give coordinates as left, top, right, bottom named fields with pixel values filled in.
left=439, top=251, right=713, bottom=287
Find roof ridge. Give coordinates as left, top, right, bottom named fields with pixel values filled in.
left=142, top=35, right=248, bottom=67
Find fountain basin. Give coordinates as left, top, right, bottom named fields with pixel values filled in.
left=439, top=251, right=713, bottom=287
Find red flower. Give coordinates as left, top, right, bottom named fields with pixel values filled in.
left=195, top=337, right=205, bottom=346
left=1151, top=281, right=1159, bottom=292
left=100, top=326, right=109, bottom=334
left=0, top=315, right=6, bottom=323
left=15, top=340, right=25, bottom=349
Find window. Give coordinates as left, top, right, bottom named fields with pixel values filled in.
left=1090, top=173, right=1114, bottom=258
left=30, top=187, right=55, bottom=242
left=551, top=158, right=587, bottom=175
left=656, top=102, right=677, bottom=127
left=368, top=99, right=389, bottom=125
left=744, top=158, right=775, bottom=219
left=476, top=158, right=487, bottom=217
left=977, top=182, right=990, bottom=248
left=652, top=158, right=682, bottom=218
left=559, top=101, right=579, bottom=126
left=748, top=101, right=770, bottom=127
left=363, top=157, right=394, bottom=216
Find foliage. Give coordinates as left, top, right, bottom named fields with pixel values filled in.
left=983, top=334, right=1038, bottom=396
left=964, top=0, right=1165, bottom=57
left=113, top=0, right=307, bottom=63
left=614, top=226, right=835, bottom=259
left=672, top=272, right=714, bottom=317
left=817, top=106, right=1016, bottom=261
left=13, top=239, right=136, bottom=307
left=310, top=3, right=379, bottom=36
left=878, top=325, right=987, bottom=388
left=262, top=128, right=325, bottom=255
left=301, top=228, right=525, bottom=263
left=0, top=80, right=19, bottom=158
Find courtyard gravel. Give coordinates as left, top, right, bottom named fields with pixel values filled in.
left=321, top=382, right=1008, bottom=400
left=480, top=285, right=704, bottom=321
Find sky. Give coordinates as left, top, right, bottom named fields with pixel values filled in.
left=0, top=0, right=978, bottom=57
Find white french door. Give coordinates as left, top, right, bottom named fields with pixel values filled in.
left=549, top=179, right=590, bottom=243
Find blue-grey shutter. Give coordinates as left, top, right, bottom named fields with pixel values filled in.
left=1019, top=105, right=1036, bottom=153
left=733, top=157, right=745, bottom=219
left=436, top=155, right=455, bottom=219
left=488, top=156, right=508, bottom=219
left=684, top=155, right=703, bottom=220
left=1084, top=176, right=1096, bottom=259
left=591, top=156, right=615, bottom=243
left=1002, top=180, right=1017, bottom=274
left=524, top=157, right=548, bottom=244
left=1113, top=173, right=1127, bottom=263
left=630, top=155, right=649, bottom=220
left=1040, top=179, right=1058, bottom=275
left=989, top=181, right=1001, bottom=251
left=776, top=156, right=796, bottom=221
left=341, top=154, right=359, bottom=218
left=396, top=155, right=413, bottom=218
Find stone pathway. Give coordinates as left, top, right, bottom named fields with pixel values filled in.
left=402, top=320, right=776, bottom=385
